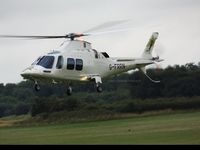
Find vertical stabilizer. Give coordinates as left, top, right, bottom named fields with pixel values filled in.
left=142, top=32, right=159, bottom=59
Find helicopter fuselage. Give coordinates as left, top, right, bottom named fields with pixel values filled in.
left=21, top=40, right=151, bottom=83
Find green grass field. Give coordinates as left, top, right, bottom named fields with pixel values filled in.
left=1, top=111, right=200, bottom=144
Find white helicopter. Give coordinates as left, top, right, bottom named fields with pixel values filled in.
left=0, top=25, right=163, bottom=95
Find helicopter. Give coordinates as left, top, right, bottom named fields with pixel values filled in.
left=0, top=24, right=163, bottom=95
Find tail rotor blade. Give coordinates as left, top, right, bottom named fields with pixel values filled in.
left=154, top=42, right=165, bottom=57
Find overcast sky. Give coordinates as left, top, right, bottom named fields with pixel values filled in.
left=0, top=0, right=200, bottom=84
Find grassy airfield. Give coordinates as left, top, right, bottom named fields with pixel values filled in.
left=0, top=111, right=200, bottom=144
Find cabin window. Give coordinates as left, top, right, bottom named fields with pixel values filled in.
left=92, top=49, right=99, bottom=59
left=67, top=58, right=75, bottom=70
left=101, top=52, right=110, bottom=58
left=76, top=59, right=83, bottom=71
left=37, top=56, right=55, bottom=69
left=56, top=56, right=64, bottom=69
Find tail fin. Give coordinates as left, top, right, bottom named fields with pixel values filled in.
left=142, top=32, right=159, bottom=59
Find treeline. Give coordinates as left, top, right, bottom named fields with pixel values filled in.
left=0, top=62, right=200, bottom=118
left=129, top=63, right=200, bottom=98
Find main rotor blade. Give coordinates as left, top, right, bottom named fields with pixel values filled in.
left=84, top=20, right=130, bottom=33
left=0, top=20, right=133, bottom=40
left=0, top=35, right=67, bottom=39
left=85, top=27, right=135, bottom=36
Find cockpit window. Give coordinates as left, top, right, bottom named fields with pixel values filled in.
left=32, top=56, right=43, bottom=65
left=37, top=56, right=55, bottom=69
left=56, top=56, right=64, bottom=69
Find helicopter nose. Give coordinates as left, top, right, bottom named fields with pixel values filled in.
left=21, top=69, right=31, bottom=78
left=21, top=66, right=42, bottom=79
